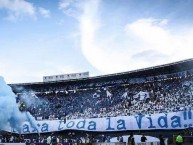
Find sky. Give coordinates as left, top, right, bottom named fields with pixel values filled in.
left=1, top=0, right=193, bottom=84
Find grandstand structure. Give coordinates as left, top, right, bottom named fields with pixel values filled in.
left=10, top=58, right=193, bottom=120
left=5, top=58, right=193, bottom=144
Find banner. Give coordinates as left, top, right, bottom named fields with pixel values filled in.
left=9, top=110, right=193, bottom=134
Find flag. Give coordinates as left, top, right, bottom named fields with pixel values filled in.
left=133, top=91, right=149, bottom=101
left=106, top=90, right=112, bottom=98
left=122, top=92, right=128, bottom=98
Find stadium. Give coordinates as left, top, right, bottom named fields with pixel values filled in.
left=1, top=0, right=193, bottom=145
left=0, top=58, right=192, bottom=145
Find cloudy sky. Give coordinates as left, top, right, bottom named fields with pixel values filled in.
left=1, top=0, right=193, bottom=83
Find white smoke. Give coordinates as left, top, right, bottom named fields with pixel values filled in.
left=0, top=76, right=38, bottom=133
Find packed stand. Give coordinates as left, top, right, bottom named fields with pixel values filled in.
left=15, top=70, right=193, bottom=120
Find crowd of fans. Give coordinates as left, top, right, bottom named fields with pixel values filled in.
left=0, top=132, right=124, bottom=144
left=15, top=69, right=193, bottom=120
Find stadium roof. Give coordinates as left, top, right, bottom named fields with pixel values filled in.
left=9, top=58, right=193, bottom=88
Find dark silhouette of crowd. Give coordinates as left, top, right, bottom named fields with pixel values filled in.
left=0, top=132, right=118, bottom=144
left=14, top=69, right=193, bottom=121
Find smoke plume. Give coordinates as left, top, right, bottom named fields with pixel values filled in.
left=0, top=76, right=38, bottom=133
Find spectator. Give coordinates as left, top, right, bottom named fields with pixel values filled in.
left=0, top=135, right=2, bottom=143
left=119, top=136, right=123, bottom=142
left=128, top=133, right=135, bottom=145
left=176, top=133, right=183, bottom=145
left=46, top=135, right=52, bottom=144
left=141, top=134, right=147, bottom=142
left=159, top=134, right=165, bottom=145
left=106, top=136, right=111, bottom=142
left=9, top=135, right=14, bottom=143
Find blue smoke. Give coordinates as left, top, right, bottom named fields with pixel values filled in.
left=0, top=76, right=38, bottom=133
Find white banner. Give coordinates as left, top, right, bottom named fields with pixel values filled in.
left=9, top=110, right=193, bottom=134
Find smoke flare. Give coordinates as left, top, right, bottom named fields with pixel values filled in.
left=0, top=76, right=37, bottom=133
